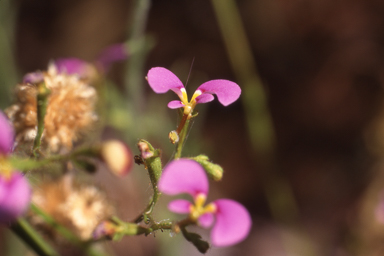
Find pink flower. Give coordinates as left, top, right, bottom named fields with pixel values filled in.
left=0, top=112, right=14, bottom=155
left=146, top=67, right=241, bottom=118
left=25, top=43, right=129, bottom=81
left=0, top=172, right=31, bottom=223
left=158, top=159, right=251, bottom=247
left=0, top=111, right=31, bottom=223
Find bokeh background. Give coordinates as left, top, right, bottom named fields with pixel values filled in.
left=1, top=0, right=384, bottom=255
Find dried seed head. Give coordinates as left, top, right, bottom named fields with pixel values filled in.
left=6, top=64, right=97, bottom=153
left=31, top=175, right=114, bottom=241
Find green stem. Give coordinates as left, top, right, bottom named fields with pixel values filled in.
left=10, top=218, right=59, bottom=256
left=134, top=140, right=163, bottom=223
left=126, top=0, right=151, bottom=112
left=174, top=119, right=190, bottom=159
left=10, top=146, right=100, bottom=173
left=32, top=82, right=51, bottom=158
left=210, top=0, right=299, bottom=222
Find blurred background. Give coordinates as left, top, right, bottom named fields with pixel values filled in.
left=1, top=0, right=384, bottom=255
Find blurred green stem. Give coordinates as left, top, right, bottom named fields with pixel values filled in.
left=0, top=0, right=17, bottom=109
left=174, top=118, right=190, bottom=159
left=126, top=0, right=151, bottom=113
left=33, top=83, right=51, bottom=158
left=210, top=0, right=298, bottom=223
left=10, top=218, right=59, bottom=256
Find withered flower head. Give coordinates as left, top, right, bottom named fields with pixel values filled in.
left=31, top=175, right=114, bottom=241
left=6, top=63, right=97, bottom=153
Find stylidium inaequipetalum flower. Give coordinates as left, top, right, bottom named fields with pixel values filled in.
left=0, top=111, right=31, bottom=223
left=158, top=159, right=251, bottom=247
left=146, top=67, right=241, bottom=143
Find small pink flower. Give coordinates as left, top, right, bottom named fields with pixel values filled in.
left=158, top=159, right=251, bottom=247
left=0, top=111, right=31, bottom=223
left=147, top=67, right=241, bottom=117
left=46, top=43, right=129, bottom=79
left=53, top=58, right=94, bottom=78
left=0, top=112, right=14, bottom=155
left=0, top=172, right=31, bottom=223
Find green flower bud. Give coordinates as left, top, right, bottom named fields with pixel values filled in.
left=190, top=155, right=223, bottom=181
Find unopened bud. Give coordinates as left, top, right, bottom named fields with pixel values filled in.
left=137, top=140, right=154, bottom=159
left=169, top=130, right=179, bottom=144
left=92, top=220, right=118, bottom=240
left=100, top=140, right=133, bottom=177
left=190, top=155, right=223, bottom=181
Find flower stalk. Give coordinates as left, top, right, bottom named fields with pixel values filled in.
left=134, top=139, right=163, bottom=223
left=11, top=217, right=59, bottom=256
left=32, top=82, right=51, bottom=158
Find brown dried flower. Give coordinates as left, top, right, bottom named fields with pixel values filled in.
left=5, top=64, right=97, bottom=153
left=31, top=175, right=114, bottom=241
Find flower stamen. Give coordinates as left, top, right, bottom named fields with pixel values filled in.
left=189, top=193, right=216, bottom=221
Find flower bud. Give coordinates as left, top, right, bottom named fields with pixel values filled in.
left=168, top=130, right=179, bottom=144
left=137, top=139, right=157, bottom=159
left=190, top=155, right=223, bottom=181
left=92, top=220, right=118, bottom=240
left=100, top=140, right=133, bottom=177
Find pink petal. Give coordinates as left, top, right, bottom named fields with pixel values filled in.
left=0, top=172, right=31, bottom=223
left=195, top=94, right=214, bottom=104
left=211, top=199, right=252, bottom=247
left=54, top=58, right=91, bottom=77
left=168, top=199, right=192, bottom=214
left=23, top=71, right=45, bottom=84
left=0, top=111, right=14, bottom=155
left=167, top=100, right=185, bottom=109
left=96, top=43, right=128, bottom=72
left=147, top=67, right=184, bottom=98
left=158, top=159, right=209, bottom=197
left=197, top=80, right=241, bottom=106
left=198, top=213, right=214, bottom=228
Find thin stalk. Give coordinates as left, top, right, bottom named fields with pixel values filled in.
left=10, top=218, right=59, bottom=256
left=126, top=0, right=151, bottom=112
left=33, top=82, right=51, bottom=158
left=174, top=119, right=190, bottom=159
left=211, top=0, right=314, bottom=254
left=210, top=0, right=299, bottom=222
left=133, top=140, right=163, bottom=223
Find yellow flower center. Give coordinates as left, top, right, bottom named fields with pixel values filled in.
left=189, top=193, right=217, bottom=221
left=0, top=156, right=13, bottom=179
left=179, top=88, right=202, bottom=118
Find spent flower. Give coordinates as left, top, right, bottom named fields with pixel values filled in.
left=6, top=63, right=97, bottom=153
left=158, top=159, right=251, bottom=247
